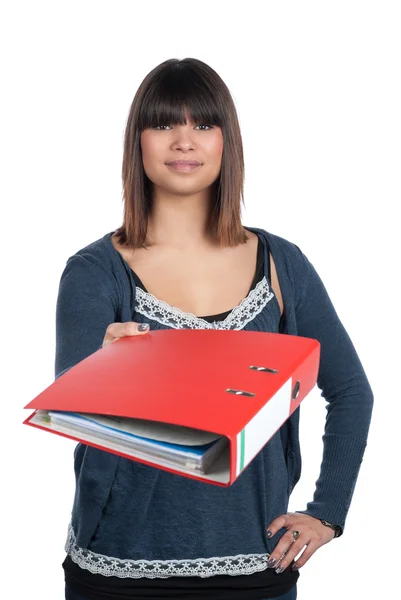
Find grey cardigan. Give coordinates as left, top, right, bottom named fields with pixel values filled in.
left=55, top=226, right=373, bottom=579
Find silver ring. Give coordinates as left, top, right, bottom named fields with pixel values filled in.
left=292, top=530, right=300, bottom=541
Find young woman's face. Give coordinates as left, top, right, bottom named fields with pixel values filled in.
left=140, top=113, right=224, bottom=197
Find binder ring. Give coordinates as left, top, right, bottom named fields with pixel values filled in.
left=226, top=388, right=256, bottom=397
left=249, top=365, right=279, bottom=374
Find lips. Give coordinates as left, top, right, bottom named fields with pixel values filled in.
left=166, top=160, right=202, bottom=173
left=167, top=160, right=201, bottom=166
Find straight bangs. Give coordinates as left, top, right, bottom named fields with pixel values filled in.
left=137, top=66, right=225, bottom=132
left=116, top=58, right=247, bottom=249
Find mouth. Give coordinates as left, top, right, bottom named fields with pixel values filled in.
left=166, top=160, right=202, bottom=172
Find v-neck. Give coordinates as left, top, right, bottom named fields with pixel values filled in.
left=130, top=235, right=266, bottom=321
left=105, top=228, right=280, bottom=330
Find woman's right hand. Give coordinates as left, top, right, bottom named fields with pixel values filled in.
left=102, top=322, right=150, bottom=348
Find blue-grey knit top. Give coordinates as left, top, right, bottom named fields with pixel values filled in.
left=55, top=226, right=373, bottom=580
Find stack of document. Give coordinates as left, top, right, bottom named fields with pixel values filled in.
left=46, top=410, right=228, bottom=474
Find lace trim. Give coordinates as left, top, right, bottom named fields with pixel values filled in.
left=65, top=523, right=270, bottom=579
left=135, top=276, right=274, bottom=330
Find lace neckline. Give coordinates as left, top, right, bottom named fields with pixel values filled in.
left=134, top=276, right=274, bottom=330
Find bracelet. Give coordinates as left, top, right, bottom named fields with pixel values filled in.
left=320, top=519, right=342, bottom=538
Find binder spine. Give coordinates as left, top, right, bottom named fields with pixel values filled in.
left=235, top=378, right=292, bottom=477
left=235, top=429, right=245, bottom=477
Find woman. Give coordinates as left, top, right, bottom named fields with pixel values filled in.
left=56, top=58, right=374, bottom=600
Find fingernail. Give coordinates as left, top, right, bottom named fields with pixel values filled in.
left=275, top=565, right=284, bottom=574
left=291, top=564, right=299, bottom=571
left=266, top=557, right=277, bottom=568
left=266, top=529, right=273, bottom=538
left=137, top=323, right=149, bottom=332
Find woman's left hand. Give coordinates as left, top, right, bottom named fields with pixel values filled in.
left=266, top=512, right=336, bottom=573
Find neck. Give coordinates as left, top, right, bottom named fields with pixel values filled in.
left=146, top=186, right=217, bottom=248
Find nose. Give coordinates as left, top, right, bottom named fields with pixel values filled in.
left=171, top=124, right=196, bottom=151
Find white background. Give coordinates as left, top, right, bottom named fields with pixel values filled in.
left=2, top=1, right=400, bottom=597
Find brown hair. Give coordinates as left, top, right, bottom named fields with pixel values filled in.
left=114, top=58, right=248, bottom=248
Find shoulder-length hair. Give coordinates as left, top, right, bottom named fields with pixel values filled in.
left=114, top=57, right=248, bottom=249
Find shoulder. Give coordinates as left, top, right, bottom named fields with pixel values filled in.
left=245, top=226, right=317, bottom=314
left=69, top=232, right=116, bottom=264
left=246, top=226, right=308, bottom=273
left=65, top=231, right=118, bottom=265
left=60, top=231, right=127, bottom=291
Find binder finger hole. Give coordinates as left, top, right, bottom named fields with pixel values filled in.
left=249, top=365, right=279, bottom=374
left=226, top=388, right=256, bottom=397
left=292, top=380, right=301, bottom=401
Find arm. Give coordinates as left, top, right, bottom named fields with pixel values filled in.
left=264, top=244, right=374, bottom=573
left=55, top=255, right=118, bottom=379
left=294, top=248, right=374, bottom=531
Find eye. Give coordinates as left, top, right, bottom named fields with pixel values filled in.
left=195, top=124, right=214, bottom=130
left=153, top=123, right=214, bottom=131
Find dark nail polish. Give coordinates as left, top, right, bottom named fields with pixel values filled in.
left=138, top=323, right=149, bottom=331
left=266, top=557, right=276, bottom=568
left=266, top=529, right=273, bottom=538
left=291, top=564, right=299, bottom=571
left=275, top=565, right=284, bottom=574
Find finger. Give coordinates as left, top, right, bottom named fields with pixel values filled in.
left=271, top=537, right=308, bottom=573
left=102, top=322, right=150, bottom=347
left=291, top=539, right=321, bottom=571
left=266, top=514, right=293, bottom=538
left=110, top=321, right=150, bottom=339
left=266, top=531, right=308, bottom=572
